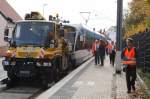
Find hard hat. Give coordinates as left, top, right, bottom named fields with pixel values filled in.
left=126, top=38, right=133, bottom=43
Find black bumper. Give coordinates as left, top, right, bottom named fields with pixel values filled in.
left=2, top=58, right=53, bottom=78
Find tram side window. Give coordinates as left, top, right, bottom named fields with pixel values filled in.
left=75, top=35, right=80, bottom=50
left=83, top=34, right=88, bottom=49
left=86, top=32, right=92, bottom=49
left=81, top=29, right=87, bottom=49
left=76, top=33, right=91, bottom=50
left=64, top=32, right=75, bottom=51
left=64, top=33, right=75, bottom=43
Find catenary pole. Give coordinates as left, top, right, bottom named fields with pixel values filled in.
left=116, top=0, right=123, bottom=50
left=115, top=0, right=123, bottom=73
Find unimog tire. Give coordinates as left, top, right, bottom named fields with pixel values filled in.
left=6, top=72, right=17, bottom=87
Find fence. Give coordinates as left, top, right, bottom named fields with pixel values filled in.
left=130, top=31, right=150, bottom=73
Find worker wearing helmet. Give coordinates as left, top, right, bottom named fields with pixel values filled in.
left=121, top=38, right=138, bottom=93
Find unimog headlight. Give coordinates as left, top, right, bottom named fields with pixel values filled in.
left=2, top=60, right=10, bottom=66
left=36, top=62, right=42, bottom=66
left=11, top=61, right=16, bottom=66
left=43, top=62, right=52, bottom=67
left=36, top=62, right=52, bottom=67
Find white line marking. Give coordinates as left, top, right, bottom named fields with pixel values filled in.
left=72, top=81, right=83, bottom=87
left=87, top=81, right=95, bottom=86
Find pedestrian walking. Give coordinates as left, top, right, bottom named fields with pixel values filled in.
left=105, top=41, right=109, bottom=56
left=92, top=40, right=100, bottom=65
left=121, top=38, right=137, bottom=93
left=109, top=41, right=116, bottom=66
left=99, top=40, right=105, bottom=66
left=107, top=42, right=112, bottom=63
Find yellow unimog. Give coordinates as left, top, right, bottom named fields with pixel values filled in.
left=2, top=12, right=69, bottom=87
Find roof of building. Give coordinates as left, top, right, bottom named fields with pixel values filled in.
left=0, top=0, right=22, bottom=22
left=0, top=11, right=13, bottom=23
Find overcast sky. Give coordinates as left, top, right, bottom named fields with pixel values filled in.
left=7, top=0, right=132, bottom=31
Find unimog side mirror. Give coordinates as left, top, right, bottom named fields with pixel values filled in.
left=4, top=28, right=10, bottom=42
left=56, top=23, right=64, bottom=37
left=59, top=23, right=64, bottom=37
left=60, top=28, right=64, bottom=37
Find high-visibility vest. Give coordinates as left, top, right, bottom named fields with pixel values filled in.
left=107, top=44, right=113, bottom=54
left=122, top=47, right=136, bottom=65
left=92, top=43, right=96, bottom=54
left=121, top=60, right=136, bottom=65
left=92, top=43, right=99, bottom=53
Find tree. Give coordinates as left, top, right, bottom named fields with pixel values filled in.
left=123, top=0, right=150, bottom=37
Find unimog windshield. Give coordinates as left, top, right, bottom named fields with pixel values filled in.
left=12, top=21, right=55, bottom=47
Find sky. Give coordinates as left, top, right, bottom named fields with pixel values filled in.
left=7, top=0, right=132, bottom=31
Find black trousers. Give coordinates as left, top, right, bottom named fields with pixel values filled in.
left=94, top=51, right=99, bottom=65
left=99, top=55, right=104, bottom=66
left=109, top=54, right=115, bottom=66
left=126, top=67, right=136, bottom=92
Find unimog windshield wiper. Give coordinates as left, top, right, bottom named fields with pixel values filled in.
left=17, top=43, right=43, bottom=47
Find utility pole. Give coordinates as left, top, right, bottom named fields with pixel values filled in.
left=93, top=28, right=96, bottom=40
left=80, top=12, right=91, bottom=25
left=43, top=3, right=48, bottom=16
left=115, top=0, right=123, bottom=73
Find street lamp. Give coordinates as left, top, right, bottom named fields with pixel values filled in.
left=43, top=3, right=48, bottom=16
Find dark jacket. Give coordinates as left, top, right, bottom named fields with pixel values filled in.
left=99, top=45, right=105, bottom=56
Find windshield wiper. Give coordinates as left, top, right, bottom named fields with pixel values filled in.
left=17, top=43, right=43, bottom=47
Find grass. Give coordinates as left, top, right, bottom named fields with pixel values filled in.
left=137, top=69, right=150, bottom=99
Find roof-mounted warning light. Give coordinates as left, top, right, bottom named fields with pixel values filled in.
left=25, top=12, right=45, bottom=20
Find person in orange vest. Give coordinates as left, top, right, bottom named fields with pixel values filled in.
left=121, top=38, right=137, bottom=93
left=105, top=41, right=109, bottom=56
left=92, top=40, right=100, bottom=65
left=108, top=41, right=116, bottom=66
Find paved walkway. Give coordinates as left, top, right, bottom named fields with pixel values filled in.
left=0, top=57, right=7, bottom=80
left=115, top=72, right=145, bottom=99
left=70, top=58, right=114, bottom=99
left=37, top=57, right=144, bottom=99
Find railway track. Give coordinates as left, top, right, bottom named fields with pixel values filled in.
left=0, top=57, right=46, bottom=99
left=0, top=83, right=46, bottom=99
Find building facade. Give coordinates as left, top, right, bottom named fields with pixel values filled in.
left=0, top=0, right=22, bottom=56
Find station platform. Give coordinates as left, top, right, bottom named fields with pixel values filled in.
left=37, top=57, right=144, bottom=99
left=0, top=57, right=6, bottom=81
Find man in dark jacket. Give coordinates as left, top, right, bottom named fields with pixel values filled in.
left=99, top=40, right=105, bottom=66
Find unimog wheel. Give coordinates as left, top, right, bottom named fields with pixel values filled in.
left=6, top=72, right=17, bottom=87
